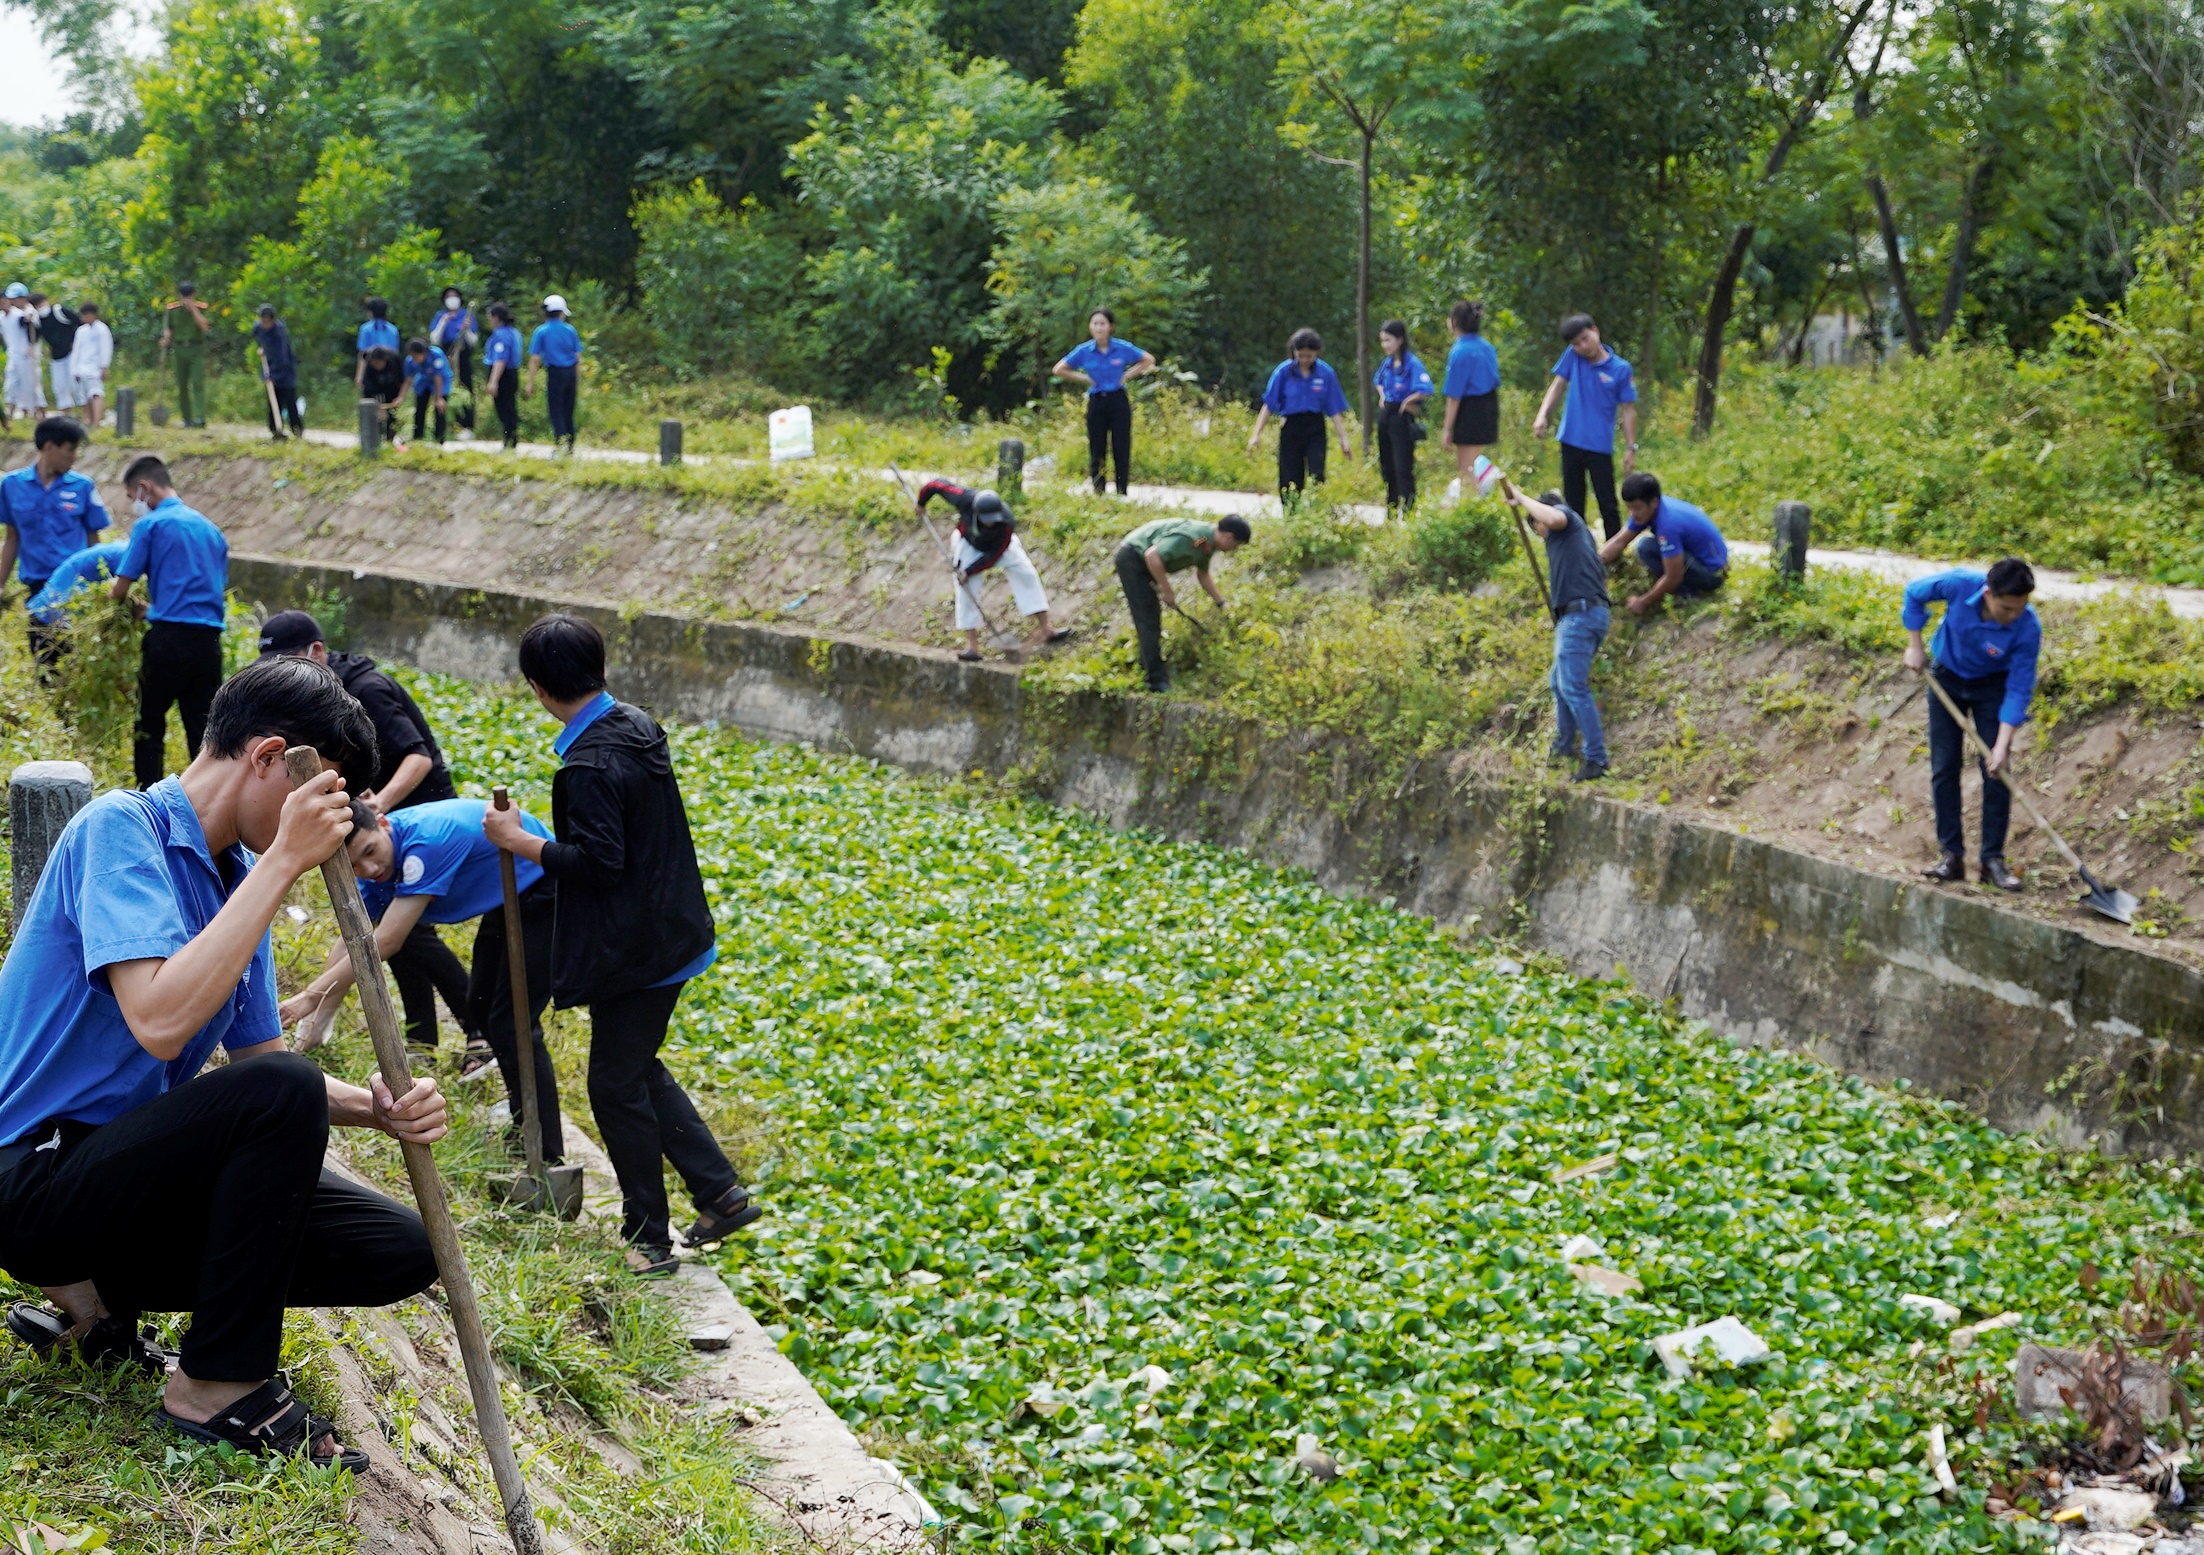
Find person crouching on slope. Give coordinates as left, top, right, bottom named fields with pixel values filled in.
left=915, top=478, right=1072, bottom=661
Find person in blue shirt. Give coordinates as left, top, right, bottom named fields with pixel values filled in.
left=482, top=303, right=526, bottom=450
left=1053, top=307, right=1157, bottom=495
left=1533, top=313, right=1639, bottom=539
left=282, top=797, right=567, bottom=1162
left=251, top=305, right=302, bottom=439
left=23, top=540, right=126, bottom=675
left=1439, top=299, right=1502, bottom=487
left=484, top=614, right=756, bottom=1274
left=108, top=456, right=229, bottom=790
left=1372, top=319, right=1435, bottom=511
left=1, top=416, right=110, bottom=666
left=0, top=654, right=443, bottom=1471
left=525, top=296, right=583, bottom=455
left=1248, top=328, right=1354, bottom=496
left=428, top=287, right=476, bottom=435
left=354, top=296, right=399, bottom=393
left=1902, top=559, right=2042, bottom=890
left=1599, top=472, right=1728, bottom=613
left=404, top=337, right=453, bottom=446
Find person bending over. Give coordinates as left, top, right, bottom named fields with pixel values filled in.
left=1113, top=514, right=1249, bottom=693
left=0, top=655, right=445, bottom=1472
left=1501, top=478, right=1612, bottom=782
left=915, top=478, right=1071, bottom=661
left=1597, top=472, right=1728, bottom=615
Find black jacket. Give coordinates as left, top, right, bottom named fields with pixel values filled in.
left=328, top=651, right=454, bottom=805
left=917, top=478, right=1013, bottom=574
left=35, top=307, right=78, bottom=359
left=540, top=701, right=714, bottom=1006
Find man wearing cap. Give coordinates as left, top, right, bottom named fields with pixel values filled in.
left=252, top=305, right=302, bottom=439
left=1, top=417, right=111, bottom=665
left=915, top=478, right=1071, bottom=661
left=2, top=286, right=44, bottom=426
left=108, top=456, right=228, bottom=788
left=525, top=297, right=582, bottom=455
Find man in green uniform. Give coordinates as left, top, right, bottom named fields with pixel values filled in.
left=1114, top=514, right=1250, bottom=692
left=159, top=284, right=212, bottom=429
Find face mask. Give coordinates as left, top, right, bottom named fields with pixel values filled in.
left=444, top=296, right=461, bottom=310
left=131, top=497, right=149, bottom=518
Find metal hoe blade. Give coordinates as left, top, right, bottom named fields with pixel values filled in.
left=2077, top=865, right=2140, bottom=927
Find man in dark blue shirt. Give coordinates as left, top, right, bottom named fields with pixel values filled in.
left=1902, top=559, right=2043, bottom=889
left=109, top=456, right=229, bottom=789
left=1600, top=473, right=1729, bottom=613
left=526, top=297, right=583, bottom=455
left=251, top=305, right=302, bottom=439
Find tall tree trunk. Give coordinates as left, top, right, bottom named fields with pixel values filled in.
left=1356, top=128, right=1372, bottom=458
left=1866, top=173, right=1928, bottom=354
left=1644, top=158, right=1668, bottom=388
left=1933, top=149, right=1998, bottom=341
left=1693, top=222, right=1755, bottom=434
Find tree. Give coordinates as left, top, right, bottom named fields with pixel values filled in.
left=1851, top=0, right=1930, bottom=355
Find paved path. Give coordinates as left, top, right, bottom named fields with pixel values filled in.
left=235, top=424, right=2204, bottom=620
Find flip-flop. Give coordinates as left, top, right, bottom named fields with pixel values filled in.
left=456, top=1040, right=498, bottom=1083
left=158, top=1372, right=370, bottom=1476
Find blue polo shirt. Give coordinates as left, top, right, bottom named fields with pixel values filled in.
left=405, top=346, right=452, bottom=397
left=358, top=799, right=550, bottom=926
left=357, top=319, right=400, bottom=354
left=0, top=779, right=282, bottom=1146
left=1444, top=335, right=1500, bottom=398
left=1628, top=495, right=1728, bottom=572
left=1060, top=338, right=1146, bottom=395
left=484, top=325, right=524, bottom=373
left=1262, top=358, right=1349, bottom=417
left=0, top=464, right=109, bottom=585
left=117, top=496, right=228, bottom=630
left=26, top=540, right=126, bottom=625
left=1902, top=569, right=2043, bottom=725
left=1550, top=347, right=1637, bottom=454
left=528, top=320, right=582, bottom=369
left=1374, top=352, right=1435, bottom=406
left=429, top=308, right=474, bottom=351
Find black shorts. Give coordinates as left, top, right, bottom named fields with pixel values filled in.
left=1451, top=390, right=1499, bottom=445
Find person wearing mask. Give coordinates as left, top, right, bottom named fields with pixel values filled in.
left=29, top=295, right=81, bottom=416
left=484, top=614, right=761, bottom=1275
left=481, top=304, right=524, bottom=450
left=525, top=297, right=582, bottom=455
left=0, top=417, right=110, bottom=665
left=1052, top=308, right=1155, bottom=496
left=1439, top=299, right=1501, bottom=491
left=70, top=303, right=113, bottom=429
left=1372, top=319, right=1435, bottom=511
left=355, top=297, right=399, bottom=392
left=1500, top=477, right=1612, bottom=782
left=404, top=337, right=453, bottom=446
left=108, top=456, right=229, bottom=789
left=360, top=346, right=406, bottom=446
left=1532, top=313, right=1638, bottom=539
left=2, top=286, right=45, bottom=425
left=1113, top=514, right=1251, bottom=693
left=1597, top=472, right=1729, bottom=612
left=251, top=305, right=302, bottom=440
left=159, top=284, right=212, bottom=429
left=1248, top=329, right=1353, bottom=497
left=428, top=289, right=477, bottom=436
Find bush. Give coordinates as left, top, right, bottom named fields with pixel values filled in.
left=1405, top=500, right=1515, bottom=589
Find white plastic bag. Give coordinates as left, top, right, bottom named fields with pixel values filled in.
left=769, top=405, right=815, bottom=462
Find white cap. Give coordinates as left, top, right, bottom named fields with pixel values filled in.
left=542, top=294, right=567, bottom=314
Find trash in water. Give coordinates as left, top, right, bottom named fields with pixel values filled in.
left=1653, top=1316, right=1771, bottom=1380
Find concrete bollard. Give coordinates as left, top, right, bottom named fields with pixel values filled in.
left=113, top=387, right=135, bottom=438
left=357, top=399, right=382, bottom=458
left=997, top=438, right=1025, bottom=500
left=1773, top=500, right=1811, bottom=580
left=10, top=761, right=92, bottom=929
left=659, top=419, right=683, bottom=467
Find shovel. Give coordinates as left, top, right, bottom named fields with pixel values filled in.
left=1920, top=669, right=2139, bottom=925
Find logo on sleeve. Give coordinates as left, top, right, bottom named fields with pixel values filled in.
left=401, top=853, right=426, bottom=885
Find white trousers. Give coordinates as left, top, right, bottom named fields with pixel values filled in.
left=953, top=535, right=1048, bottom=629
left=47, top=357, right=77, bottom=409
left=4, top=352, right=44, bottom=411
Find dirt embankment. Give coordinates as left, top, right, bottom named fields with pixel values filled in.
left=125, top=449, right=2204, bottom=966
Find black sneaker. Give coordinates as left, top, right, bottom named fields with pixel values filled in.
left=1572, top=759, right=1608, bottom=782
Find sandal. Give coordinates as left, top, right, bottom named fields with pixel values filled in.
left=624, top=1244, right=681, bottom=1277
left=1042, top=627, right=1074, bottom=644
left=7, top=1302, right=175, bottom=1375
left=684, top=1186, right=762, bottom=1247
left=457, top=1039, right=498, bottom=1083
left=158, top=1372, right=370, bottom=1476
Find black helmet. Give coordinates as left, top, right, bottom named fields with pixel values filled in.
left=972, top=489, right=1008, bottom=519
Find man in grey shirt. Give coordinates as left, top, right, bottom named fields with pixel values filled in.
left=1503, top=477, right=1612, bottom=781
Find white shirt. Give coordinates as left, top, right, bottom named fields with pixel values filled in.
left=0, top=311, right=34, bottom=354
left=71, top=320, right=112, bottom=373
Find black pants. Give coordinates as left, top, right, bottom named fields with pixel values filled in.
left=1928, top=667, right=2013, bottom=861
left=453, top=344, right=475, bottom=429
left=1278, top=412, right=1328, bottom=495
left=1086, top=390, right=1131, bottom=494
left=0, top=1054, right=435, bottom=1382
left=494, top=374, right=519, bottom=448
left=134, top=621, right=224, bottom=790
left=22, top=577, right=58, bottom=678
left=265, top=374, right=301, bottom=436
left=1560, top=443, right=1621, bottom=538
left=1377, top=403, right=1420, bottom=509
left=413, top=390, right=446, bottom=445
left=468, top=880, right=563, bottom=1163
left=588, top=980, right=738, bottom=1247
left=1115, top=543, right=1168, bottom=692
left=391, top=920, right=470, bottom=1051
left=545, top=364, right=578, bottom=444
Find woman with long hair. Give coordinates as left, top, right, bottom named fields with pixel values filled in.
left=1373, top=319, right=1435, bottom=510
left=1440, top=299, right=1501, bottom=492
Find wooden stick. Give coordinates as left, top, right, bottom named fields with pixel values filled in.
left=492, top=786, right=547, bottom=1197
left=284, top=747, right=541, bottom=1555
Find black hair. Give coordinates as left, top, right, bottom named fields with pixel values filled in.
left=33, top=416, right=86, bottom=450
left=1619, top=471, right=1661, bottom=503
left=518, top=613, right=608, bottom=701
left=25, top=293, right=45, bottom=307
left=1217, top=514, right=1252, bottom=543
left=366, top=296, right=389, bottom=319
left=1380, top=318, right=1409, bottom=361
left=76, top=300, right=97, bottom=314
left=1986, top=557, right=2036, bottom=597
left=346, top=797, right=379, bottom=843
left=203, top=656, right=378, bottom=784
left=441, top=286, right=467, bottom=304
left=120, top=454, right=172, bottom=491
left=1090, top=306, right=1116, bottom=326
left=1288, top=327, right=1322, bottom=354
left=1450, top=299, right=1484, bottom=334
left=489, top=303, right=513, bottom=324
left=256, top=303, right=276, bottom=317
left=176, top=282, right=195, bottom=297
left=1538, top=489, right=1566, bottom=508
left=406, top=337, right=430, bottom=356
left=366, top=345, right=395, bottom=364
left=1558, top=312, right=1596, bottom=343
